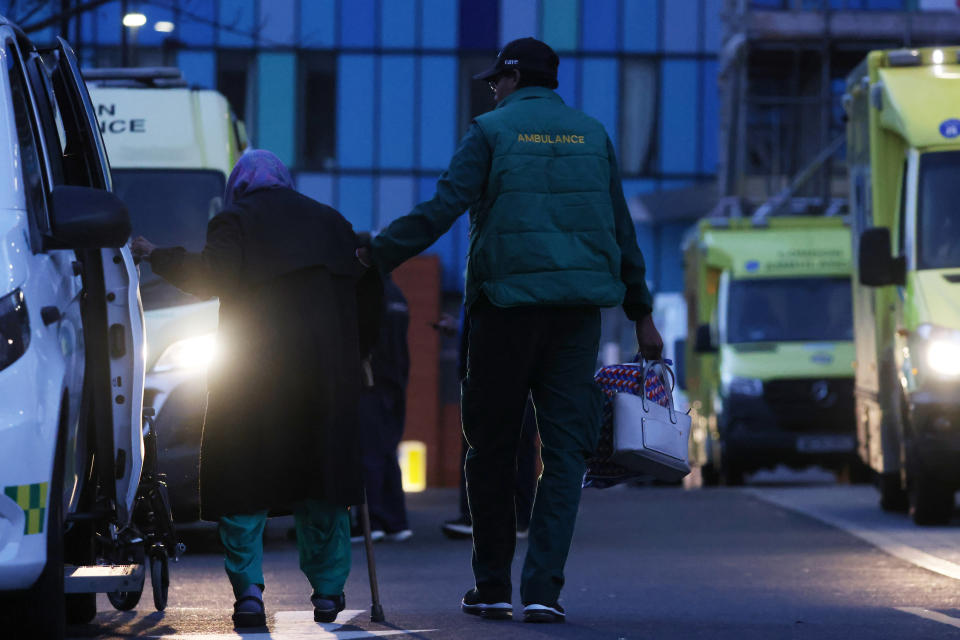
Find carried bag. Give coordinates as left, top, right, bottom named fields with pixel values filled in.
left=610, top=360, right=691, bottom=482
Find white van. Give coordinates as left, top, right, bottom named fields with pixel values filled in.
left=87, top=69, right=245, bottom=520
left=0, top=22, right=149, bottom=639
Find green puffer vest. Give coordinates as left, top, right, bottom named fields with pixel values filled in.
left=467, top=87, right=626, bottom=309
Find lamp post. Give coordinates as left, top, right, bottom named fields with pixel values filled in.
left=122, top=7, right=147, bottom=67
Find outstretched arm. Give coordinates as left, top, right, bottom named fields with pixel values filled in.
left=134, top=213, right=244, bottom=299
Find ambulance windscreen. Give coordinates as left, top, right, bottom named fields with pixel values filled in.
left=726, top=277, right=853, bottom=344
left=113, top=169, right=226, bottom=310
left=918, top=150, right=960, bottom=270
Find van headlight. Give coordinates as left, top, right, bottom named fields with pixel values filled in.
left=152, top=333, right=217, bottom=373
left=723, top=376, right=763, bottom=397
left=917, top=324, right=960, bottom=378
left=0, top=289, right=29, bottom=372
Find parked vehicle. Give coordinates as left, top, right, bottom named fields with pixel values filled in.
left=682, top=216, right=858, bottom=485
left=87, top=68, right=246, bottom=521
left=845, top=46, right=960, bottom=524
left=0, top=22, right=177, bottom=639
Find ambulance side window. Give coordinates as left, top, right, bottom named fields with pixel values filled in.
left=6, top=43, right=48, bottom=245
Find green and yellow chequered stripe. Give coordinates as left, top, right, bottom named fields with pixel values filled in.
left=4, top=483, right=48, bottom=535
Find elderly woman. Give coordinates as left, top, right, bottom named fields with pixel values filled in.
left=131, top=150, right=381, bottom=627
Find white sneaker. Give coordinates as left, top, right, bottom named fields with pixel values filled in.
left=350, top=526, right=385, bottom=544
left=384, top=529, right=413, bottom=542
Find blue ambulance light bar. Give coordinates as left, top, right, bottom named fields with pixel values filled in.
left=887, top=49, right=922, bottom=67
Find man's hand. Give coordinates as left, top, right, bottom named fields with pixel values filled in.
left=130, top=236, right=156, bottom=262
left=635, top=313, right=664, bottom=361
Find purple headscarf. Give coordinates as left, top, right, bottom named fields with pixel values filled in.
left=223, top=149, right=294, bottom=206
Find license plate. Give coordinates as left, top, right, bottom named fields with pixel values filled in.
left=796, top=435, right=855, bottom=453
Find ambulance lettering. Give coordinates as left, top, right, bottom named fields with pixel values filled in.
left=97, top=103, right=146, bottom=134
left=516, top=133, right=585, bottom=144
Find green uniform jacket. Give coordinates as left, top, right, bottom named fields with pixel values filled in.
left=371, top=86, right=653, bottom=319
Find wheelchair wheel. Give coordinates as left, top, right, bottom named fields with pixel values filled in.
left=151, top=552, right=170, bottom=611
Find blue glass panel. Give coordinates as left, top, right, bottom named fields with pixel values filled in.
left=659, top=60, right=698, bottom=174
left=132, top=4, right=175, bottom=47
left=623, top=0, right=658, bottom=53
left=581, top=0, right=617, bottom=51
left=499, top=0, right=538, bottom=46
left=422, top=0, right=459, bottom=48
left=700, top=61, right=719, bottom=173
left=541, top=0, right=579, bottom=52
left=83, top=3, right=122, bottom=45
left=459, top=0, right=499, bottom=50
left=634, top=222, right=656, bottom=286
left=177, top=0, right=216, bottom=45
left=621, top=178, right=658, bottom=202
left=341, top=0, right=376, bottom=48
left=256, top=53, right=296, bottom=166
left=703, top=0, right=724, bottom=52
left=301, top=0, right=336, bottom=47
left=338, top=175, right=374, bottom=231
left=381, top=0, right=417, bottom=48
left=581, top=58, right=618, bottom=148
left=377, top=177, right=416, bottom=229
left=24, top=3, right=55, bottom=46
left=418, top=56, right=457, bottom=170
left=219, top=0, right=256, bottom=47
left=177, top=51, right=216, bottom=90
left=379, top=57, right=416, bottom=169
left=259, top=0, right=296, bottom=45
left=556, top=56, right=579, bottom=109
left=337, top=55, right=376, bottom=169
left=431, top=215, right=469, bottom=292
left=658, top=223, right=688, bottom=292
left=663, top=0, right=699, bottom=53
left=297, top=173, right=334, bottom=205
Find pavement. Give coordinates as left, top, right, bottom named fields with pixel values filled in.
left=62, top=476, right=960, bottom=639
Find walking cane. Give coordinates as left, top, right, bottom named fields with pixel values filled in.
left=359, top=488, right=385, bottom=622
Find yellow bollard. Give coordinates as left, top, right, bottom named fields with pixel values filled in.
left=397, top=440, right=427, bottom=492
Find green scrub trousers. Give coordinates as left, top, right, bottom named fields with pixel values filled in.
left=219, top=499, right=351, bottom=598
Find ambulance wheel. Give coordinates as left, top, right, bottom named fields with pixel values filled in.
left=700, top=462, right=720, bottom=487
left=910, top=475, right=954, bottom=526
left=108, top=584, right=144, bottom=611
left=150, top=552, right=169, bottom=611
left=878, top=472, right=908, bottom=513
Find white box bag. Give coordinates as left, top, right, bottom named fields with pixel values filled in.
left=610, top=360, right=691, bottom=482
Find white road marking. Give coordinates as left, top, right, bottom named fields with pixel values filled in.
left=747, top=488, right=960, bottom=581
left=145, top=608, right=436, bottom=639
left=895, top=607, right=960, bottom=629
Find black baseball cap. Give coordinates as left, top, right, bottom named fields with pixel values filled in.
left=473, top=37, right=559, bottom=86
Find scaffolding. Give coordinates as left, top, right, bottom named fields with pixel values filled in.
left=717, top=0, right=960, bottom=218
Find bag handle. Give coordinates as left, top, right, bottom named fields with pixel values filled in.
left=638, top=358, right=678, bottom=425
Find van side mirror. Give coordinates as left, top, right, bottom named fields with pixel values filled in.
left=674, top=338, right=687, bottom=390
left=45, top=185, right=131, bottom=250
left=694, top=323, right=716, bottom=353
left=859, top=227, right=906, bottom=287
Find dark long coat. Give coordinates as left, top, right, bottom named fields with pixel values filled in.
left=151, top=187, right=382, bottom=521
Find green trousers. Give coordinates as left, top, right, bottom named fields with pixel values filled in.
left=462, top=298, right=603, bottom=605
left=219, top=499, right=351, bottom=598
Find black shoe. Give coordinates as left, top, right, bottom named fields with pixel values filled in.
left=312, top=593, right=346, bottom=623
left=461, top=587, right=512, bottom=620
left=441, top=515, right=472, bottom=539
left=232, top=585, right=266, bottom=628
left=523, top=602, right=565, bottom=623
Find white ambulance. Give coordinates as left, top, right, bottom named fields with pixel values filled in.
left=86, top=68, right=246, bottom=521
left=0, top=21, right=156, bottom=640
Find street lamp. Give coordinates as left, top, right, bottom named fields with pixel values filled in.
left=154, top=21, right=175, bottom=33
left=122, top=13, right=147, bottom=28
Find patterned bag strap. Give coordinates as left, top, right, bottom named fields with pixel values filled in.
left=639, top=358, right=678, bottom=424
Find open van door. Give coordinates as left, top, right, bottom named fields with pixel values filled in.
left=45, top=37, right=145, bottom=524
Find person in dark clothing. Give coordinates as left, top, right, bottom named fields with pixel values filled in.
left=355, top=275, right=413, bottom=542
left=442, top=316, right=537, bottom=540
left=359, top=39, right=663, bottom=623
left=130, top=150, right=382, bottom=628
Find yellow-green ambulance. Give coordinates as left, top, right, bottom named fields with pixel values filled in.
left=86, top=68, right=246, bottom=520
left=845, top=46, right=960, bottom=524
left=683, top=216, right=856, bottom=485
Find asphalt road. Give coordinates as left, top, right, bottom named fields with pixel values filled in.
left=61, top=476, right=960, bottom=640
